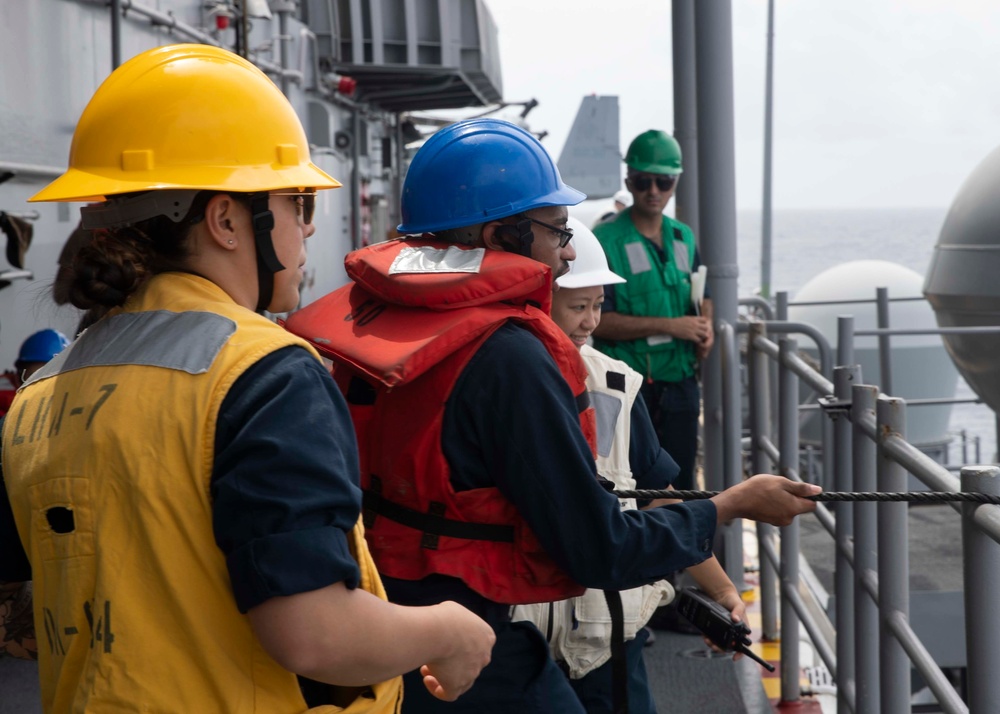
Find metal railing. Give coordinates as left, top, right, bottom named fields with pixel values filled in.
left=743, top=288, right=1000, bottom=485
left=734, top=314, right=1000, bottom=713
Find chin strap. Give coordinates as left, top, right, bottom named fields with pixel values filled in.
left=248, top=192, right=284, bottom=312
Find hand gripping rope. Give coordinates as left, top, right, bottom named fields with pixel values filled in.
left=613, top=489, right=1000, bottom=505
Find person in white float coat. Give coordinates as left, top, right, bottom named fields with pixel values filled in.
left=513, top=218, right=746, bottom=714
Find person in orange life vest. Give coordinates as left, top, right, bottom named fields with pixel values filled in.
left=0, top=374, right=15, bottom=419
left=284, top=118, right=821, bottom=714
left=0, top=44, right=494, bottom=711
left=0, top=330, right=69, bottom=417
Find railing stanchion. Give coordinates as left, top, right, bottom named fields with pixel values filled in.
left=852, top=384, right=880, bottom=713
left=779, top=338, right=801, bottom=705
left=961, top=465, right=1000, bottom=712
left=877, top=397, right=909, bottom=713
left=749, top=322, right=778, bottom=638
left=875, top=287, right=892, bottom=395
left=719, top=322, right=744, bottom=590
left=833, top=365, right=860, bottom=714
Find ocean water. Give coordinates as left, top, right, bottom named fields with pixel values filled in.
left=734, top=206, right=997, bottom=466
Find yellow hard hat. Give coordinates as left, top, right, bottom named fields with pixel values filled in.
left=31, top=44, right=341, bottom=203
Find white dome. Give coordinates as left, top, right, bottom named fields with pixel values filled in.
left=790, top=260, right=939, bottom=350
left=788, top=259, right=958, bottom=447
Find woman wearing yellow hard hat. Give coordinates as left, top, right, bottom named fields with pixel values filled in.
left=0, top=44, right=493, bottom=713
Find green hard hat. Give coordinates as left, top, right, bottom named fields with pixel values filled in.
left=624, top=130, right=683, bottom=175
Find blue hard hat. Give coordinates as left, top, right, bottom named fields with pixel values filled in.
left=398, top=118, right=586, bottom=234
left=18, top=329, right=70, bottom=363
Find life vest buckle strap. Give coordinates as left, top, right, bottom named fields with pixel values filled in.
left=360, top=489, right=516, bottom=546
left=420, top=503, right=447, bottom=550
left=362, top=475, right=383, bottom=529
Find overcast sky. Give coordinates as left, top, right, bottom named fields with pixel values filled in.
left=482, top=0, right=1000, bottom=211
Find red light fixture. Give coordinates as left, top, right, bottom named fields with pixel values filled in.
left=327, top=73, right=357, bottom=96
left=338, top=76, right=357, bottom=96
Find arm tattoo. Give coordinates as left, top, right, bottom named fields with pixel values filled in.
left=0, top=581, right=37, bottom=660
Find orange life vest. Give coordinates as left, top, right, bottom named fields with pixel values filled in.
left=285, top=239, right=597, bottom=604
left=0, top=371, right=17, bottom=417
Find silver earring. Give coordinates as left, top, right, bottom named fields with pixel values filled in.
left=227, top=240, right=234, bottom=245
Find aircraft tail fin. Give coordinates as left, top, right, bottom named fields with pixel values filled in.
left=556, top=95, right=621, bottom=200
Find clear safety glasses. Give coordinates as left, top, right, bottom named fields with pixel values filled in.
left=272, top=191, right=317, bottom=225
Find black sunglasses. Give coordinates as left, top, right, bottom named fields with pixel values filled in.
left=629, top=174, right=677, bottom=192
left=523, top=215, right=574, bottom=248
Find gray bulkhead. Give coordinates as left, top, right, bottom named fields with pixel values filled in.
left=0, top=0, right=501, bottom=370
left=0, top=4, right=501, bottom=707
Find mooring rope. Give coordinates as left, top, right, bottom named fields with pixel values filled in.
left=614, top=489, right=1000, bottom=505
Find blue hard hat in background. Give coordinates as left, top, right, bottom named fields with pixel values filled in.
left=398, top=118, right=586, bottom=235
left=18, top=329, right=70, bottom=363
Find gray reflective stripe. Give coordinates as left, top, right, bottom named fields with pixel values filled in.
left=591, top=391, right=623, bottom=459
left=30, top=311, right=236, bottom=382
left=625, top=242, right=652, bottom=274
left=672, top=238, right=691, bottom=275
left=389, top=245, right=485, bottom=274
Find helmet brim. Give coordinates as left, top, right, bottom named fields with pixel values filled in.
left=625, top=161, right=683, bottom=176
left=557, top=269, right=627, bottom=289
left=397, top=183, right=586, bottom=235
left=30, top=163, right=342, bottom=203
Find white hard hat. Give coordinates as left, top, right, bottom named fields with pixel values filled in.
left=558, top=217, right=626, bottom=288
left=613, top=189, right=633, bottom=207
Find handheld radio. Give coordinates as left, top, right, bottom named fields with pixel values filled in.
left=676, top=587, right=776, bottom=672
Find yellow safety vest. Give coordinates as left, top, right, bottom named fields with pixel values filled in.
left=3, top=272, right=402, bottom=714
